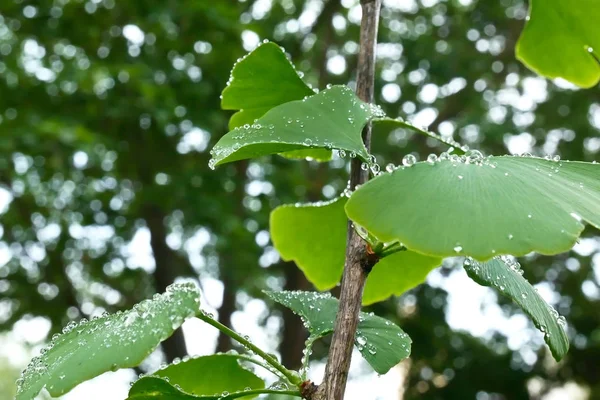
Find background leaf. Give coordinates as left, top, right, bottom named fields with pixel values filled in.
left=16, top=283, right=200, bottom=400
left=515, top=0, right=600, bottom=88
left=128, top=355, right=264, bottom=399
left=363, top=251, right=442, bottom=305
left=265, top=291, right=411, bottom=374
left=464, top=257, right=569, bottom=360
left=210, top=86, right=384, bottom=166
left=346, top=156, right=600, bottom=260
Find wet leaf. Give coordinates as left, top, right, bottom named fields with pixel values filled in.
left=265, top=290, right=411, bottom=374
left=346, top=156, right=600, bottom=260
left=221, top=42, right=315, bottom=130
left=271, top=197, right=441, bottom=301
left=16, top=283, right=200, bottom=400
left=128, top=355, right=264, bottom=399
left=210, top=86, right=384, bottom=167
left=516, top=0, right=600, bottom=88
left=221, top=42, right=329, bottom=160
left=464, top=256, right=569, bottom=360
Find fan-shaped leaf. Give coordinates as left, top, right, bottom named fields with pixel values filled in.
left=270, top=198, right=440, bottom=302
left=346, top=156, right=600, bottom=260
left=270, top=198, right=347, bottom=291
left=128, top=355, right=264, bottom=399
left=16, top=283, right=200, bottom=400
left=515, top=0, right=600, bottom=88
left=210, top=86, right=385, bottom=167
left=464, top=256, right=569, bottom=360
left=221, top=42, right=315, bottom=129
left=265, top=290, right=411, bottom=374
left=363, top=251, right=442, bottom=305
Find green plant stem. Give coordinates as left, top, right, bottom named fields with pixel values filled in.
left=223, top=389, right=302, bottom=399
left=234, top=354, right=288, bottom=381
left=378, top=242, right=406, bottom=258
left=196, top=311, right=301, bottom=386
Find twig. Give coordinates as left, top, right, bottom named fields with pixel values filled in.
left=313, top=1, right=382, bottom=399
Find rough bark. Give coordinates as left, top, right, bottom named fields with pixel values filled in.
left=145, top=204, right=188, bottom=362
left=312, top=1, right=382, bottom=399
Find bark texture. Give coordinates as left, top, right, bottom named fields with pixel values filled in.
left=313, top=1, right=382, bottom=399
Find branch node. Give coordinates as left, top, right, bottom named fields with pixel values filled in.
left=300, top=380, right=319, bottom=399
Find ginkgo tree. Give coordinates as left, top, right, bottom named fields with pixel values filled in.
left=16, top=0, right=600, bottom=399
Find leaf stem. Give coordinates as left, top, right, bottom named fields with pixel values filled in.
left=378, top=242, right=406, bottom=258
left=195, top=311, right=301, bottom=386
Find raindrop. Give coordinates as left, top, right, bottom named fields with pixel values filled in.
left=402, top=154, right=416, bottom=167
left=385, top=163, right=396, bottom=173
left=426, top=154, right=438, bottom=164
left=453, top=245, right=463, bottom=253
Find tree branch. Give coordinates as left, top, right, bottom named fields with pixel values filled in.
left=313, top=1, right=382, bottom=399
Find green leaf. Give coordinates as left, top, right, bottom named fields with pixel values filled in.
left=515, top=0, right=600, bottom=88
left=271, top=197, right=441, bottom=301
left=128, top=355, right=265, bottom=399
left=265, top=291, right=411, bottom=374
left=221, top=42, right=315, bottom=129
left=220, top=42, right=330, bottom=161
left=363, top=251, right=442, bottom=305
left=16, top=283, right=200, bottom=400
left=345, top=155, right=600, bottom=260
left=464, top=256, right=569, bottom=360
left=210, top=85, right=384, bottom=167
left=270, top=198, right=346, bottom=291
left=128, top=377, right=298, bottom=400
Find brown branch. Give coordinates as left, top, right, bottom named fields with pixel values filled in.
left=312, top=1, right=382, bottom=399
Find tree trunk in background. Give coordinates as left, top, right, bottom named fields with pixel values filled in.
left=145, top=204, right=188, bottom=362
left=281, top=262, right=311, bottom=370
left=216, top=272, right=237, bottom=353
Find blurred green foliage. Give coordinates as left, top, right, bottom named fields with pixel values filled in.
left=0, top=0, right=599, bottom=399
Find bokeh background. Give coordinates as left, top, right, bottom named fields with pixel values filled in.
left=0, top=0, right=599, bottom=399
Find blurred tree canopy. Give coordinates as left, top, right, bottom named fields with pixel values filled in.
left=0, top=0, right=598, bottom=399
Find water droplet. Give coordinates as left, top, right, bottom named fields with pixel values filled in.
left=453, top=245, right=463, bottom=253
left=402, top=154, right=416, bottom=167
left=386, top=163, right=396, bottom=173
left=426, top=154, right=438, bottom=164
left=361, top=162, right=369, bottom=171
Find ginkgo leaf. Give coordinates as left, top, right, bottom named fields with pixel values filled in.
left=516, top=0, right=600, bottom=88
left=465, top=256, right=569, bottom=360
left=220, top=41, right=330, bottom=161
left=265, top=290, right=411, bottom=374
left=210, top=85, right=385, bottom=167
left=270, top=197, right=440, bottom=302
left=221, top=42, right=315, bottom=130
left=363, top=251, right=442, bottom=305
left=16, top=283, right=200, bottom=400
left=128, top=355, right=265, bottom=399
left=270, top=198, right=347, bottom=291
left=346, top=155, right=600, bottom=260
